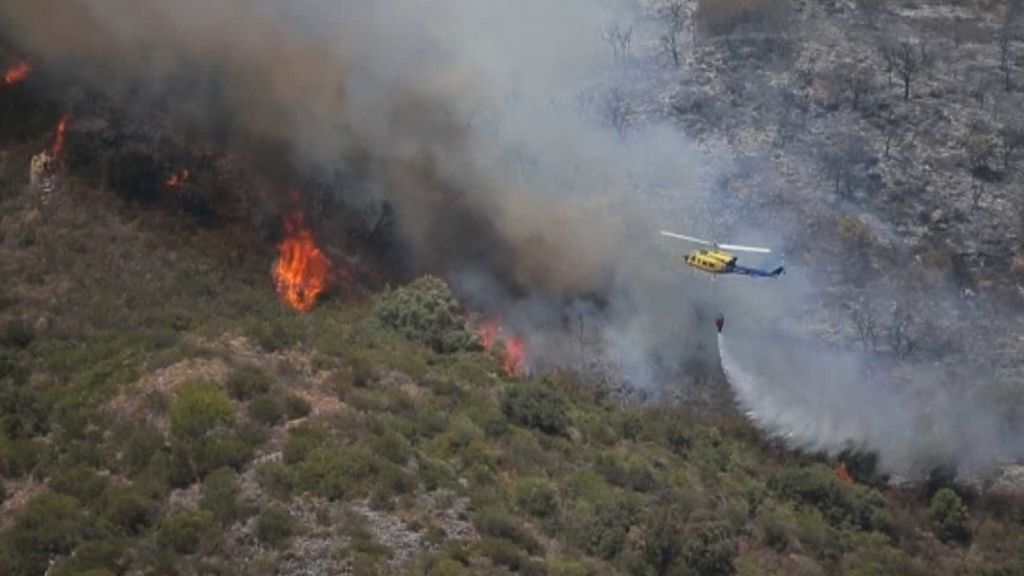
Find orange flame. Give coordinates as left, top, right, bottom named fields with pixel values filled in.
left=166, top=169, right=191, bottom=188
left=2, top=60, right=31, bottom=87
left=50, top=114, right=70, bottom=157
left=273, top=210, right=331, bottom=313
left=479, top=317, right=527, bottom=376
left=835, top=463, right=853, bottom=484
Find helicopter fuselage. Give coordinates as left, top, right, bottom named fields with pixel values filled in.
left=683, top=249, right=784, bottom=278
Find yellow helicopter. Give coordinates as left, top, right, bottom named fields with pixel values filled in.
left=660, top=230, right=784, bottom=278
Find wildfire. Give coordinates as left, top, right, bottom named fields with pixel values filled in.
left=2, top=60, right=31, bottom=87
left=273, top=210, right=331, bottom=313
left=479, top=317, right=527, bottom=376
left=165, top=169, right=191, bottom=188
left=50, top=114, right=70, bottom=158
left=835, top=463, right=853, bottom=484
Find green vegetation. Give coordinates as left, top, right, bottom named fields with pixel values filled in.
left=370, top=275, right=482, bottom=353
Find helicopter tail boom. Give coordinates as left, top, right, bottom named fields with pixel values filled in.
left=732, top=265, right=784, bottom=278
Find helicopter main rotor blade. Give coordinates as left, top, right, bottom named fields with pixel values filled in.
left=718, top=243, right=772, bottom=254
left=659, top=231, right=714, bottom=246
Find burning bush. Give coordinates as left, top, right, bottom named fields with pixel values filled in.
left=369, top=275, right=481, bottom=354
left=274, top=210, right=332, bottom=313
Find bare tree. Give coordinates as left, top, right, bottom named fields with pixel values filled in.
left=890, top=41, right=926, bottom=100
left=666, top=0, right=686, bottom=32
left=879, top=105, right=904, bottom=159
left=887, top=302, right=918, bottom=359
left=606, top=87, right=631, bottom=135
left=822, top=132, right=871, bottom=199
left=661, top=29, right=682, bottom=67
left=998, top=19, right=1019, bottom=92
left=603, top=23, right=634, bottom=63
left=1000, top=122, right=1024, bottom=173
left=880, top=43, right=897, bottom=86
left=839, top=64, right=873, bottom=111
left=850, top=297, right=881, bottom=350
left=967, top=68, right=994, bottom=109
left=966, top=129, right=997, bottom=209
left=952, top=17, right=967, bottom=48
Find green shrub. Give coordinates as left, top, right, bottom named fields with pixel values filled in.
left=102, top=488, right=158, bottom=535
left=255, top=505, right=296, bottom=547
left=50, top=466, right=108, bottom=505
left=501, top=382, right=569, bottom=436
left=116, top=420, right=166, bottom=474
left=515, top=477, right=558, bottom=518
left=473, top=507, right=541, bottom=554
left=1, top=319, right=34, bottom=349
left=578, top=495, right=644, bottom=560
left=0, top=381, right=49, bottom=439
left=282, top=423, right=328, bottom=464
left=3, top=493, right=83, bottom=575
left=296, top=444, right=377, bottom=500
left=428, top=558, right=468, bottom=576
left=226, top=366, right=273, bottom=401
left=682, top=515, right=738, bottom=576
left=369, top=276, right=481, bottom=354
left=370, top=429, right=412, bottom=464
left=477, top=537, right=529, bottom=572
left=256, top=461, right=295, bottom=499
left=247, top=393, right=286, bottom=426
left=594, top=451, right=657, bottom=492
left=48, top=540, right=123, bottom=576
left=169, top=381, right=235, bottom=440
left=769, top=465, right=891, bottom=534
left=201, top=467, right=244, bottom=525
left=930, top=488, right=970, bottom=544
left=282, top=392, right=312, bottom=420
left=158, top=510, right=216, bottom=554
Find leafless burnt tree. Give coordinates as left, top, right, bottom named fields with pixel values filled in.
left=603, top=23, right=634, bottom=64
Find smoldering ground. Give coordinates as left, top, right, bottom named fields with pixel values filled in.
left=3, top=0, right=1022, bottom=477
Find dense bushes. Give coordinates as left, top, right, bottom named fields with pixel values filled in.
left=170, top=381, right=235, bottom=440
left=370, top=276, right=481, bottom=353
left=930, top=488, right=970, bottom=544
left=501, top=382, right=569, bottom=436
left=1, top=493, right=84, bottom=576
left=769, top=465, right=892, bottom=534
left=255, top=506, right=296, bottom=547
left=515, top=477, right=558, bottom=518
left=226, top=366, right=273, bottom=401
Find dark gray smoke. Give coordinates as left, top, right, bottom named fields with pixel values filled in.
left=4, top=0, right=1022, bottom=476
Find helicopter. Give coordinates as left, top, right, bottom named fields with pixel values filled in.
left=660, top=230, right=784, bottom=278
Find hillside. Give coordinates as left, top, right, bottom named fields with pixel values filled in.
left=0, top=129, right=1020, bottom=575
left=3, top=0, right=1024, bottom=575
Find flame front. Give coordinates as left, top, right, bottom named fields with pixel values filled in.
left=166, top=169, right=191, bottom=188
left=834, top=463, right=853, bottom=484
left=2, top=60, right=31, bottom=87
left=51, top=114, right=70, bottom=157
left=273, top=211, right=331, bottom=313
left=479, top=317, right=527, bottom=376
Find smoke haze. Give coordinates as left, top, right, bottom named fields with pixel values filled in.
left=3, top=0, right=1022, bottom=476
